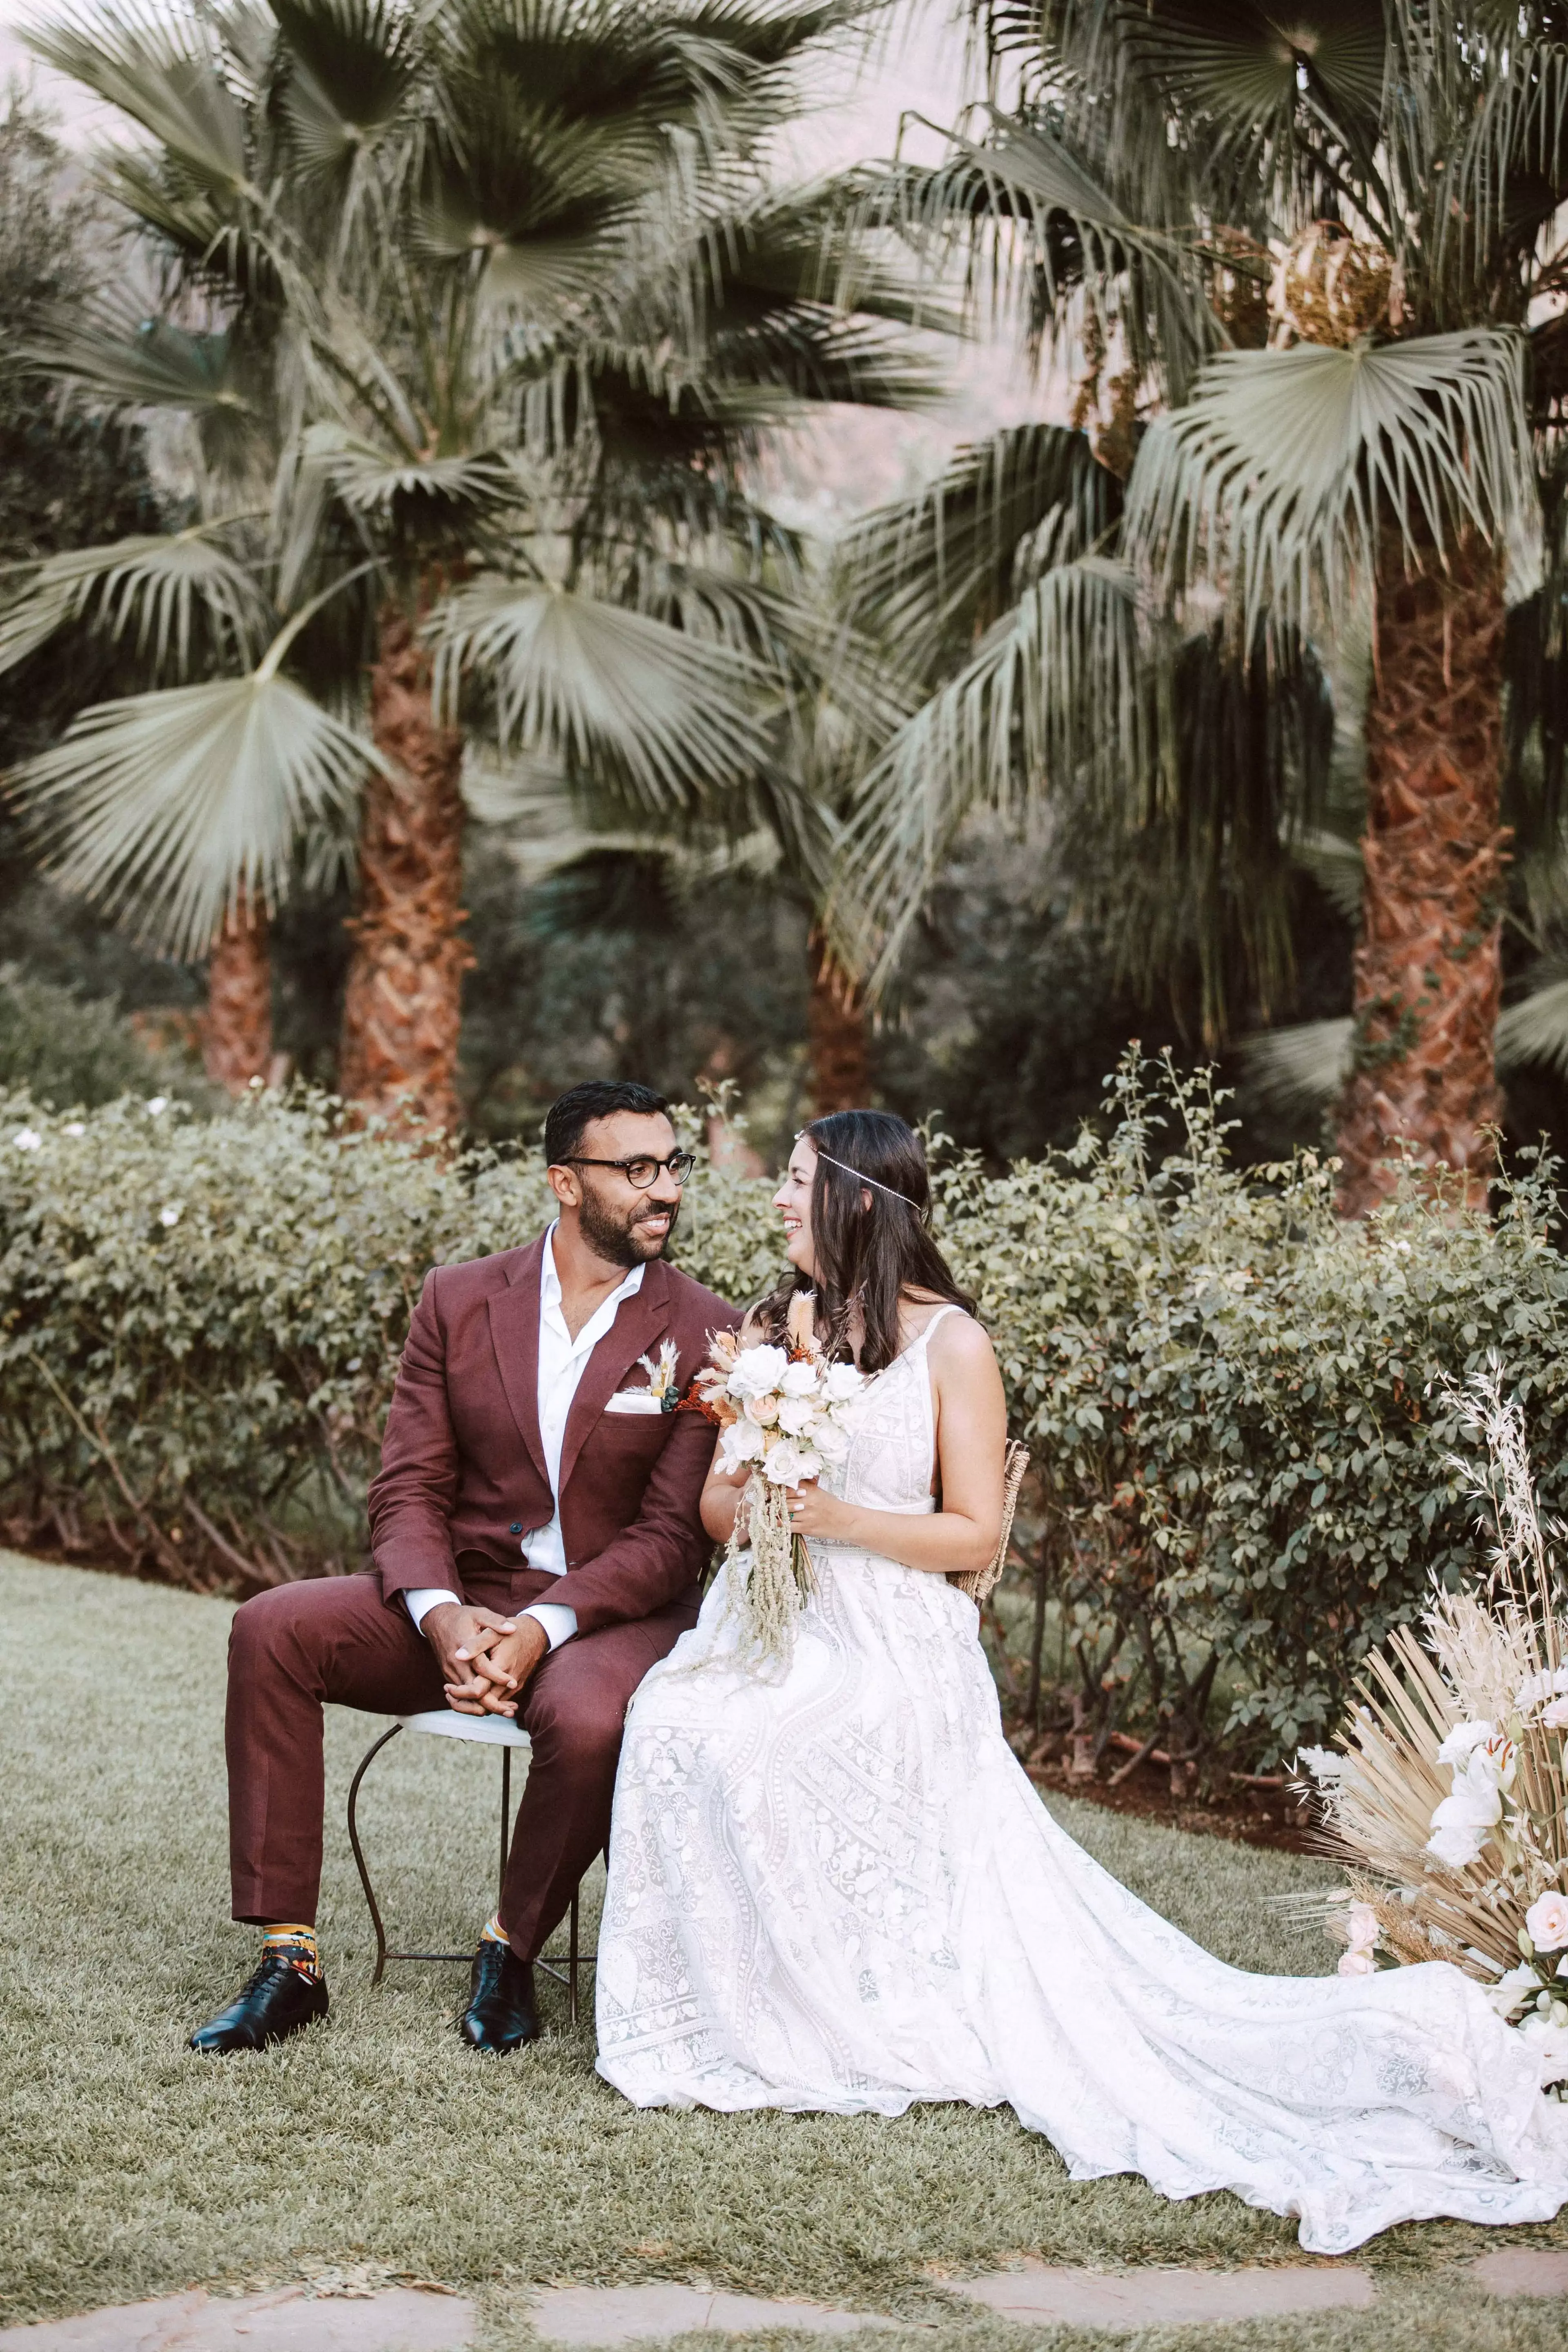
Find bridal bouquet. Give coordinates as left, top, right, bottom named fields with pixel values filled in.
left=688, top=1296, right=865, bottom=1669
left=1295, top=1366, right=1568, bottom=2095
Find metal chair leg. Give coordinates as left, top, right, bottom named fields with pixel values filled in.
left=499, top=1745, right=511, bottom=1911
left=568, top=1886, right=580, bottom=2027
left=346, top=1723, right=403, bottom=1988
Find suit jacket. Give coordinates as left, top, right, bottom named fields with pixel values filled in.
left=368, top=1235, right=740, bottom=1637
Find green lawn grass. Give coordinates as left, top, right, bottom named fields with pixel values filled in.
left=3, top=1552, right=1567, bottom=2352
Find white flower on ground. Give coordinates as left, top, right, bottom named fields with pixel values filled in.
left=1436, top=1719, right=1495, bottom=1766
left=726, top=1344, right=788, bottom=1400
left=823, top=1362, right=865, bottom=1404
left=1483, top=1963, right=1539, bottom=2019
left=1337, top=1948, right=1376, bottom=1977
left=11, top=1128, right=41, bottom=1151
left=1525, top=1891, right=1568, bottom=1953
left=1345, top=1904, right=1380, bottom=1953
left=779, top=1359, right=819, bottom=1397
left=62, top=1122, right=85, bottom=1138
left=760, top=1439, right=820, bottom=1487
left=145, top=1096, right=168, bottom=1116
left=158, top=1204, right=183, bottom=1228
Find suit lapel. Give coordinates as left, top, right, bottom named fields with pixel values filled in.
left=487, top=1235, right=548, bottom=1486
left=557, top=1258, right=674, bottom=1495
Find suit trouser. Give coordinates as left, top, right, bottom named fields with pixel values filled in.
left=224, top=1558, right=696, bottom=1960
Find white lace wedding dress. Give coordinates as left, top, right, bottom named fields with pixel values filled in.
left=595, top=1309, right=1568, bottom=2253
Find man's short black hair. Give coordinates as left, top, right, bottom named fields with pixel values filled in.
left=545, top=1080, right=671, bottom=1169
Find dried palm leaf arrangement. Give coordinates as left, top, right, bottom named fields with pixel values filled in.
left=1296, top=1366, right=1568, bottom=2094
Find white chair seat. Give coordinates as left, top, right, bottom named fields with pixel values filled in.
left=396, top=1709, right=533, bottom=1751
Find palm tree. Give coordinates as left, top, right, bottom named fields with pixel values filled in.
left=837, top=2, right=1568, bottom=1213
left=2, top=0, right=924, bottom=1127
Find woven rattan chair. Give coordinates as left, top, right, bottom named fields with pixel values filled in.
left=947, top=1439, right=1030, bottom=1605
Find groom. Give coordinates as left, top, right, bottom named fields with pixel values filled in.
left=192, top=1079, right=737, bottom=2056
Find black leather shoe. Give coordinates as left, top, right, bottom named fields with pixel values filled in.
left=189, top=1955, right=329, bottom=2054
left=459, top=1941, right=539, bottom=2052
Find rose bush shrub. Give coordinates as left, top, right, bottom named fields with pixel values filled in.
left=6, top=1055, right=1568, bottom=1770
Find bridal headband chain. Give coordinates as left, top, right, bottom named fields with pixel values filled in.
left=809, top=1145, right=918, bottom=1206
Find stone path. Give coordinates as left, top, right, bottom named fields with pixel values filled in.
left=2, top=2247, right=1566, bottom=2350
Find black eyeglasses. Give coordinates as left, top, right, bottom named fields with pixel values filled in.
left=567, top=1150, right=696, bottom=1190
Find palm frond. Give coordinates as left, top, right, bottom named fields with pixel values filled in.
left=837, top=422, right=1121, bottom=679
left=8, top=665, right=379, bottom=960
left=27, top=4, right=254, bottom=197
left=1497, top=969, right=1568, bottom=1079
left=0, top=528, right=269, bottom=681
left=427, top=576, right=772, bottom=810
left=1292, top=826, right=1365, bottom=922
left=833, top=554, right=1143, bottom=983
left=1238, top=1014, right=1353, bottom=1114
left=1127, top=331, right=1534, bottom=643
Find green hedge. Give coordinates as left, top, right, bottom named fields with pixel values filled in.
left=3, top=1060, right=1564, bottom=1768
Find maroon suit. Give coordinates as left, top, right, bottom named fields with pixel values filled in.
left=225, top=1236, right=737, bottom=1957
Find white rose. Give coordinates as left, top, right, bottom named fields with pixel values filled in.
left=1426, top=1820, right=1490, bottom=1870
left=1525, top=1891, right=1568, bottom=1953
left=1436, top=1719, right=1494, bottom=1766
left=726, top=1344, right=788, bottom=1400
left=743, top=1393, right=780, bottom=1426
left=822, top=1362, right=864, bottom=1404
left=1483, top=1962, right=1540, bottom=2019
left=1345, top=1905, right=1380, bottom=1953
left=11, top=1128, right=40, bottom=1151
left=1543, top=1697, right=1568, bottom=1731
left=761, top=1439, right=819, bottom=1487
left=719, top=1421, right=766, bottom=1470
left=1337, top=1949, right=1376, bottom=1977
left=1517, top=1666, right=1568, bottom=1711
left=813, top=1420, right=849, bottom=1463
left=778, top=1396, right=821, bottom=1437
left=779, top=1360, right=819, bottom=1397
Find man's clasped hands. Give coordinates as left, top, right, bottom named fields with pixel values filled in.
left=421, top=1602, right=548, bottom=1716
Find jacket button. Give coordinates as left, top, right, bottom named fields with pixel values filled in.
left=509, top=1522, right=523, bottom=1535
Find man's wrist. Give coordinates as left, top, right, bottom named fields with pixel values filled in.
left=405, top=1586, right=461, bottom=1633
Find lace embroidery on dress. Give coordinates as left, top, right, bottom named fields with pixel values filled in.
left=595, top=1310, right=1568, bottom=2253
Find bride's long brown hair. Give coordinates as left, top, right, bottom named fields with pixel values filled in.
left=756, top=1109, right=974, bottom=1374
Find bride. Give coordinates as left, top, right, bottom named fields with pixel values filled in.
left=594, top=1108, right=1568, bottom=2254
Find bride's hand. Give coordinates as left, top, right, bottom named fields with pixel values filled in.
left=785, top=1477, right=851, bottom=1540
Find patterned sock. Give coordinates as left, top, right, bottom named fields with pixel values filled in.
left=479, top=1911, right=510, bottom=1947
left=261, top=1923, right=321, bottom=1979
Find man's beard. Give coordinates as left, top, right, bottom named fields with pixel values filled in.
left=578, top=1186, right=681, bottom=1270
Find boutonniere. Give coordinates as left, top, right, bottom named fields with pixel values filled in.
left=637, top=1339, right=682, bottom=1412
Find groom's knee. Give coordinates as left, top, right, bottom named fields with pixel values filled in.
left=528, top=1666, right=626, bottom=1777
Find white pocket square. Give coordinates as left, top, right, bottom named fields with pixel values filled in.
left=605, top=1389, right=666, bottom=1415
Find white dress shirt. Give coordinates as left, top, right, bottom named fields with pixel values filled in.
left=405, top=1225, right=646, bottom=1652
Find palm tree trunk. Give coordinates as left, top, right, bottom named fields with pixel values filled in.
left=201, top=892, right=273, bottom=1094
left=808, top=927, right=871, bottom=1114
left=1334, top=533, right=1510, bottom=1218
left=338, top=602, right=473, bottom=1135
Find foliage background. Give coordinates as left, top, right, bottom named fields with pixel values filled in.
left=6, top=1061, right=1567, bottom=1772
